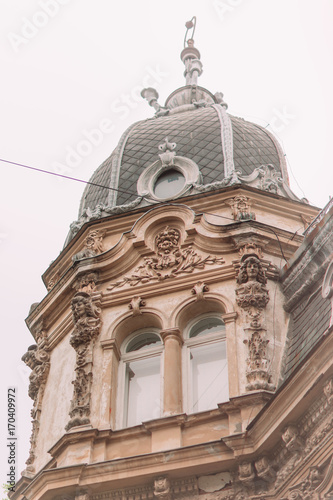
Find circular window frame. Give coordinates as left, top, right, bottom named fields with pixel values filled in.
left=137, top=156, right=201, bottom=202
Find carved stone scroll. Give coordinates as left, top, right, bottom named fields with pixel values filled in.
left=66, top=291, right=101, bottom=431
left=191, top=281, right=209, bottom=300
left=72, top=228, right=106, bottom=262
left=129, top=296, right=146, bottom=316
left=21, top=322, right=50, bottom=475
left=108, top=226, right=224, bottom=290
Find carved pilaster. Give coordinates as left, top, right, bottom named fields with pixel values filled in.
left=21, top=322, right=50, bottom=474
left=235, top=247, right=274, bottom=392
left=66, top=290, right=101, bottom=431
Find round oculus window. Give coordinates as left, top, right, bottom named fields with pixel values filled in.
left=153, top=169, right=185, bottom=199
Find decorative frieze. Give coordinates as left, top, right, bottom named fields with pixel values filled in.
left=21, top=324, right=50, bottom=475
left=107, top=226, right=224, bottom=290
left=66, top=291, right=101, bottom=431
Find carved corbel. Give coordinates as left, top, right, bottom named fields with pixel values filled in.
left=66, top=291, right=101, bottom=431
left=191, top=281, right=209, bottom=300
left=238, top=462, right=255, bottom=483
left=282, top=425, right=303, bottom=453
left=254, top=456, right=276, bottom=483
left=129, top=296, right=146, bottom=316
left=154, top=477, right=171, bottom=500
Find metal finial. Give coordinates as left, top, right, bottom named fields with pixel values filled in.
left=184, top=17, right=196, bottom=48
left=180, top=17, right=202, bottom=86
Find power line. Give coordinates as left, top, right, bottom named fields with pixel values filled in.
left=0, top=157, right=138, bottom=198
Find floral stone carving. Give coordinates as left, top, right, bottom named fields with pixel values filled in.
left=22, top=334, right=50, bottom=474
left=66, top=291, right=101, bottom=431
left=107, top=226, right=224, bottom=290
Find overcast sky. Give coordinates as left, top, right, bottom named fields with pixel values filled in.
left=0, top=0, right=332, bottom=483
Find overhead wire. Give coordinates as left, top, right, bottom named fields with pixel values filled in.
left=1, top=156, right=294, bottom=262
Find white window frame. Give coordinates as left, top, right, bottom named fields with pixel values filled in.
left=182, top=314, right=228, bottom=414
left=116, top=329, right=164, bottom=429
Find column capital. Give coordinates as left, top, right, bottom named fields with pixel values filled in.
left=99, top=338, right=121, bottom=360
left=160, top=328, right=183, bottom=346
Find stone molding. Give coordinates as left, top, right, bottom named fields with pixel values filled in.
left=66, top=290, right=102, bottom=431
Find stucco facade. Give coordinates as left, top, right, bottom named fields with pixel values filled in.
left=12, top=25, right=333, bottom=500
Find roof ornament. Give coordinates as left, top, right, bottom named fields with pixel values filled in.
left=158, top=138, right=177, bottom=167
left=181, top=17, right=203, bottom=86
left=140, top=87, right=169, bottom=117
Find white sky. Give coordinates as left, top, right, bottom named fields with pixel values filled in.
left=0, top=0, right=332, bottom=484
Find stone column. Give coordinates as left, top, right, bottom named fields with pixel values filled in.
left=161, top=328, right=183, bottom=416
left=99, top=339, right=121, bottom=428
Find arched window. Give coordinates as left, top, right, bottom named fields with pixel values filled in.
left=118, top=330, right=163, bottom=428
left=183, top=315, right=228, bottom=414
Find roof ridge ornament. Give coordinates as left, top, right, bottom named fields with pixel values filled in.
left=181, top=17, right=203, bottom=86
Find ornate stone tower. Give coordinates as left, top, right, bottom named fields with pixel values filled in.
left=13, top=19, right=333, bottom=500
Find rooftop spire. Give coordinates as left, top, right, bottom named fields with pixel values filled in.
left=180, top=17, right=203, bottom=86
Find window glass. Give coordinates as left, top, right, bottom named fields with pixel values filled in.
left=189, top=317, right=225, bottom=338
left=154, top=169, right=185, bottom=198
left=190, top=341, right=228, bottom=413
left=126, top=333, right=162, bottom=352
left=125, top=355, right=161, bottom=427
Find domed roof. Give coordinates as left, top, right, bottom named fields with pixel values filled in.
left=69, top=32, right=300, bottom=239
left=78, top=102, right=288, bottom=216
